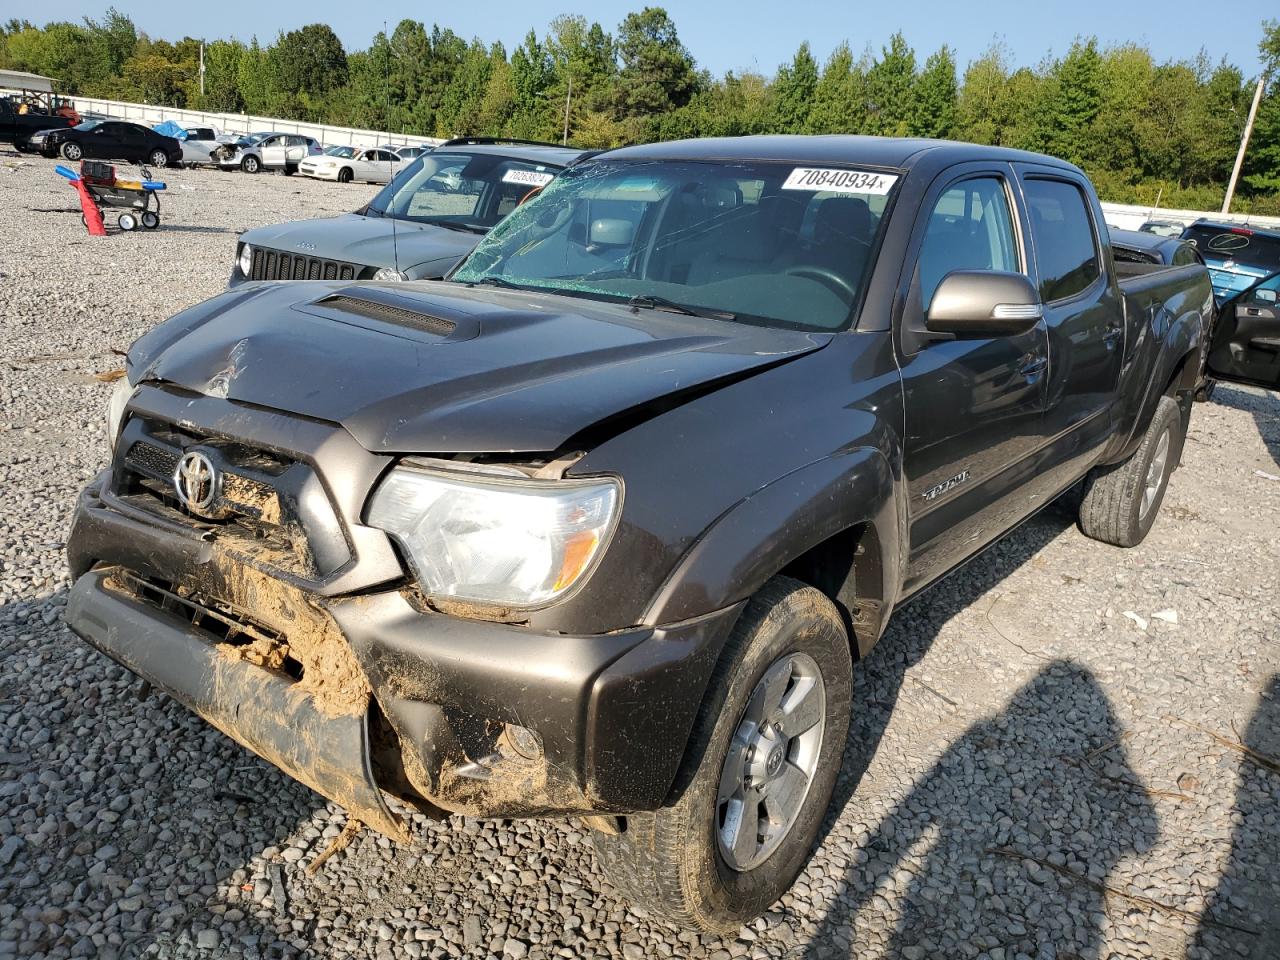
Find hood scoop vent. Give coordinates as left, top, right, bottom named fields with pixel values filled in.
left=317, top=294, right=457, bottom=337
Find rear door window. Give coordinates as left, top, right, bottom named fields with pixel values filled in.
left=918, top=177, right=1020, bottom=310
left=1023, top=179, right=1101, bottom=302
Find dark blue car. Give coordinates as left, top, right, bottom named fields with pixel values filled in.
left=1181, top=219, right=1280, bottom=302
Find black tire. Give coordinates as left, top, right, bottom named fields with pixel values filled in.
left=61, top=141, right=83, bottom=161
left=140, top=211, right=159, bottom=230
left=592, top=576, right=852, bottom=932
left=337, top=166, right=353, bottom=184
left=13, top=136, right=30, bottom=152
left=241, top=155, right=260, bottom=174
left=147, top=149, right=169, bottom=168
left=282, top=164, right=295, bottom=176
left=1078, top=395, right=1182, bottom=547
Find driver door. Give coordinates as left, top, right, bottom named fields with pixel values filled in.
left=1205, top=272, right=1280, bottom=390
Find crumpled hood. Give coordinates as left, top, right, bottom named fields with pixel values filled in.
left=241, top=214, right=479, bottom=275
left=128, top=281, right=830, bottom=454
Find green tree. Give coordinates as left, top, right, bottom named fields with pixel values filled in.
left=956, top=43, right=1011, bottom=144
left=865, top=32, right=916, bottom=136
left=806, top=43, right=866, bottom=134
left=1047, top=38, right=1103, bottom=166
left=271, top=23, right=347, bottom=116
left=910, top=46, right=957, bottom=139
left=509, top=29, right=556, bottom=138
left=615, top=6, right=698, bottom=118
left=773, top=42, right=818, bottom=133
left=199, top=39, right=245, bottom=112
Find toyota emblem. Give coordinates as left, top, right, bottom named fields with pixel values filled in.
left=173, top=451, right=219, bottom=513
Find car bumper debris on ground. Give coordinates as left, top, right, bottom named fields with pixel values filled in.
left=0, top=155, right=1277, bottom=959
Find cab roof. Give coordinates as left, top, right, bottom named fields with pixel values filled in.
left=597, top=134, right=1081, bottom=173
left=432, top=141, right=590, bottom=168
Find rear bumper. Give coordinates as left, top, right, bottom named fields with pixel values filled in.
left=65, top=475, right=740, bottom=828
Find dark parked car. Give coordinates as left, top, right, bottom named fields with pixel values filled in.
left=31, top=119, right=182, bottom=168
left=1110, top=227, right=1203, bottom=267
left=68, top=136, right=1264, bottom=932
left=0, top=96, right=74, bottom=150
left=230, top=138, right=589, bottom=285
left=1181, top=219, right=1280, bottom=302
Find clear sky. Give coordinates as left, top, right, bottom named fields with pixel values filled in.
left=27, top=0, right=1275, bottom=78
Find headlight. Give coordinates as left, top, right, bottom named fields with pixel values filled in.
left=106, top=378, right=133, bottom=450
left=238, top=243, right=253, bottom=276
left=372, top=267, right=407, bottom=281
left=367, top=465, right=621, bottom=609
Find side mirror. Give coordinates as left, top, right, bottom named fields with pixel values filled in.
left=926, top=270, right=1043, bottom=336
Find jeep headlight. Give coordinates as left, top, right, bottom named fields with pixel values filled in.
left=367, top=465, right=621, bottom=609
left=106, top=377, right=133, bottom=450
left=238, top=243, right=253, bottom=277
left=372, top=267, right=407, bottom=281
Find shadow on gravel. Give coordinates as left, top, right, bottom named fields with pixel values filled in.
left=817, top=508, right=1075, bottom=851
left=1189, top=674, right=1280, bottom=960
left=804, top=658, right=1158, bottom=960
left=1211, top=385, right=1280, bottom=467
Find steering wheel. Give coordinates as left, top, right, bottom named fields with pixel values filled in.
left=784, top=264, right=856, bottom=301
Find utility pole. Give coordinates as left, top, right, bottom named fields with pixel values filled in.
left=562, top=74, right=572, bottom=146
left=1222, top=74, right=1266, bottom=215
left=199, top=41, right=205, bottom=98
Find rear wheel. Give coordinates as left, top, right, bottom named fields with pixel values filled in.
left=61, top=141, right=83, bottom=161
left=140, top=211, right=159, bottom=229
left=337, top=166, right=353, bottom=184
left=241, top=155, right=260, bottom=174
left=1078, top=395, right=1182, bottom=547
left=592, top=576, right=852, bottom=932
left=147, top=149, right=168, bottom=168
left=117, top=212, right=138, bottom=232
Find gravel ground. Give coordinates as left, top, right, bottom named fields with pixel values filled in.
left=1, top=152, right=1278, bottom=960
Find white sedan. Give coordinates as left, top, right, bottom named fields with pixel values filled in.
left=299, top=146, right=401, bottom=184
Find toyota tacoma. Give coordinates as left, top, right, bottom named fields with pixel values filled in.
left=67, top=136, right=1270, bottom=931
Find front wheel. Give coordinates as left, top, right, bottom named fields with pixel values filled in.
left=61, top=141, right=83, bottom=161
left=1078, top=395, right=1183, bottom=547
left=336, top=166, right=354, bottom=183
left=592, top=576, right=852, bottom=932
left=140, top=211, right=159, bottom=229
left=241, top=155, right=260, bottom=174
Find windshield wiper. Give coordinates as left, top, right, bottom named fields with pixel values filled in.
left=422, top=218, right=487, bottom=234
left=627, top=295, right=736, bottom=321
left=468, top=276, right=527, bottom=291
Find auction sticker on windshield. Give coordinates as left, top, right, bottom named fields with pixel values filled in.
left=503, top=169, right=555, bottom=187
left=782, top=168, right=899, bottom=194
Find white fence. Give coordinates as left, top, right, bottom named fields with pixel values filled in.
left=14, top=92, right=445, bottom=150
left=1100, top=201, right=1280, bottom=232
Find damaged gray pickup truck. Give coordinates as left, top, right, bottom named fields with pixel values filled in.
left=67, top=136, right=1272, bottom=931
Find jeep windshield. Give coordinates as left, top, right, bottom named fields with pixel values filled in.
left=366, top=151, right=563, bottom=232
left=451, top=158, right=899, bottom=332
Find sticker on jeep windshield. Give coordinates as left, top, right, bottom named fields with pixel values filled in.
left=503, top=169, right=555, bottom=187
left=782, top=168, right=898, bottom=195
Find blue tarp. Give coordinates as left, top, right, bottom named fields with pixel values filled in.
left=152, top=120, right=187, bottom=141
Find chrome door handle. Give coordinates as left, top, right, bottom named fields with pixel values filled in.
left=1019, top=356, right=1048, bottom=376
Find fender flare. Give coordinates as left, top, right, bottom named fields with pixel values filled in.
left=1113, top=305, right=1204, bottom=462
left=643, top=446, right=901, bottom=648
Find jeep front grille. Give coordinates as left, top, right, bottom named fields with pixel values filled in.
left=250, top=248, right=358, bottom=282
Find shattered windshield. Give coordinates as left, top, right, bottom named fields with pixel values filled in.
left=451, top=158, right=900, bottom=332
left=367, top=151, right=562, bottom=230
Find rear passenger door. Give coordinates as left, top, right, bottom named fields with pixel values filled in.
left=1015, top=169, right=1125, bottom=476
left=898, top=164, right=1049, bottom=592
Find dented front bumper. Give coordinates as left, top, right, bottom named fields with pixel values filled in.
left=65, top=474, right=741, bottom=835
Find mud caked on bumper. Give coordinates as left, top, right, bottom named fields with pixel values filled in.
left=65, top=477, right=741, bottom=837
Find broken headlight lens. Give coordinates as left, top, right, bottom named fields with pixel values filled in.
left=106, top=377, right=133, bottom=450
left=367, top=465, right=621, bottom=609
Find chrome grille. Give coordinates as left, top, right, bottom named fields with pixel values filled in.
left=250, top=247, right=357, bottom=282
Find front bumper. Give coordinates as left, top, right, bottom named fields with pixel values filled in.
left=299, top=164, right=338, bottom=180
left=65, top=474, right=739, bottom=833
